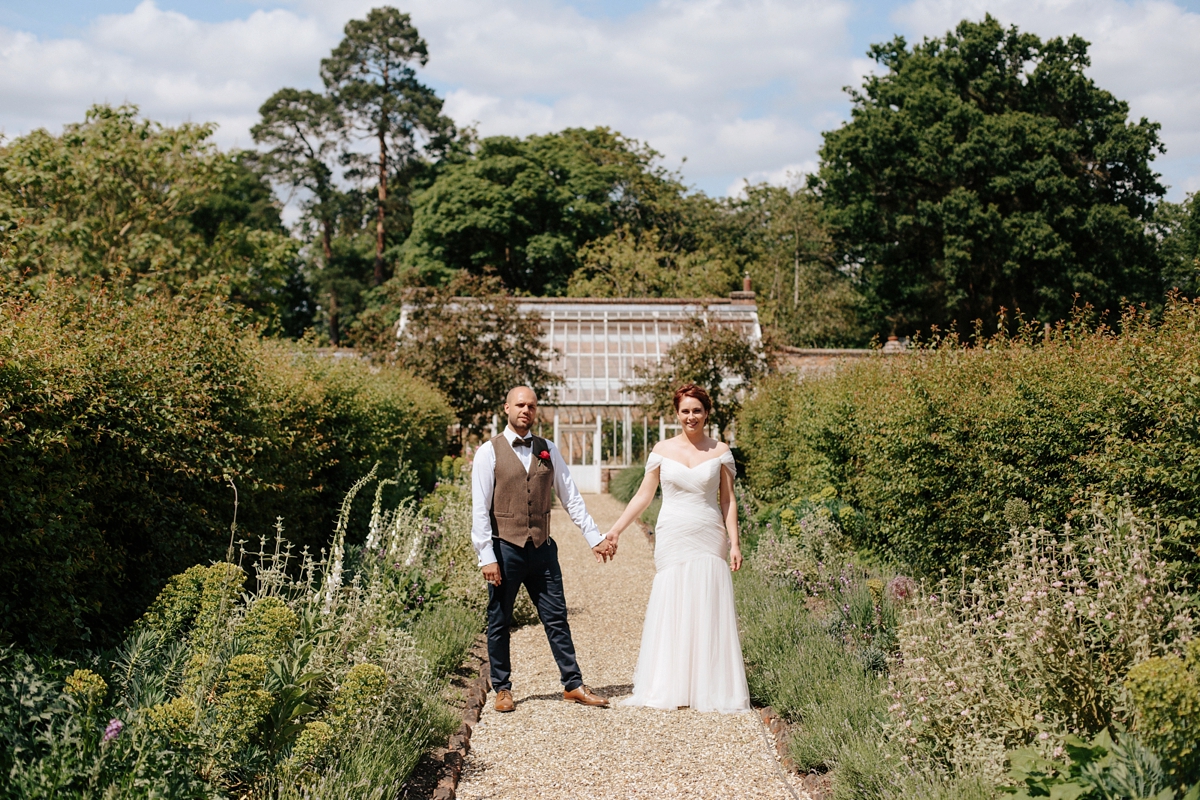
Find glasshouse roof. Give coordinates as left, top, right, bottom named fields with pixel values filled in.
left=517, top=294, right=760, bottom=407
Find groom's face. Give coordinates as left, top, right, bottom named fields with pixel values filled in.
left=504, top=387, right=538, bottom=433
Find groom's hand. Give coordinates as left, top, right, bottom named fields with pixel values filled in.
left=482, top=563, right=502, bottom=586
left=592, top=540, right=615, bottom=563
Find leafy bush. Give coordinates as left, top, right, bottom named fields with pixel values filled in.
left=0, top=649, right=213, bottom=798
left=1002, top=729, right=1194, bottom=800
left=609, top=463, right=662, bottom=529
left=609, top=464, right=645, bottom=503
left=411, top=603, right=480, bottom=679
left=1126, top=639, right=1200, bottom=786
left=739, top=300, right=1200, bottom=575
left=0, top=281, right=451, bottom=652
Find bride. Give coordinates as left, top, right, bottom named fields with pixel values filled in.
left=604, top=383, right=750, bottom=713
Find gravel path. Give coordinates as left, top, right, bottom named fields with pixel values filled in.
left=456, top=494, right=809, bottom=800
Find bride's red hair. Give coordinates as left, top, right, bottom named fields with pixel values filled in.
left=672, top=383, right=712, bottom=413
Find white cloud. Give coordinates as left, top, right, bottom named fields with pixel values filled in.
left=725, top=160, right=817, bottom=197
left=1, top=0, right=1195, bottom=199
left=399, top=0, right=862, bottom=191
left=892, top=0, right=1200, bottom=198
left=0, top=0, right=863, bottom=194
left=0, top=1, right=329, bottom=148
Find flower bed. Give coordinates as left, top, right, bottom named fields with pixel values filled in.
left=0, top=463, right=484, bottom=798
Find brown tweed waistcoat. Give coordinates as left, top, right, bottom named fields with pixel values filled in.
left=489, top=434, right=554, bottom=547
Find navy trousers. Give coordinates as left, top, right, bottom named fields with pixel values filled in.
left=486, top=537, right=582, bottom=692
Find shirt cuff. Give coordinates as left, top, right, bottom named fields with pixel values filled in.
left=477, top=542, right=498, bottom=568
left=582, top=525, right=605, bottom=549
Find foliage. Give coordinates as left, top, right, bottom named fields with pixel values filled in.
left=738, top=482, right=1200, bottom=799
left=353, top=272, right=559, bottom=436
left=1002, top=729, right=1195, bottom=800
left=1, top=470, right=477, bottom=798
left=738, top=299, right=1200, bottom=575
left=565, top=222, right=739, bottom=301
left=0, top=280, right=451, bottom=652
left=725, top=182, right=867, bottom=347
left=628, top=315, right=778, bottom=436
left=410, top=603, right=480, bottom=678
left=1156, top=193, right=1200, bottom=298
left=252, top=88, right=345, bottom=340
left=1126, top=639, right=1200, bottom=786
left=402, top=127, right=694, bottom=294
left=608, top=463, right=662, bottom=529
left=0, top=104, right=298, bottom=328
left=815, top=16, right=1166, bottom=337
left=320, top=6, right=455, bottom=288
left=734, top=566, right=889, bottom=773
left=887, top=506, right=1195, bottom=784
left=0, top=649, right=213, bottom=798
left=609, top=464, right=647, bottom=504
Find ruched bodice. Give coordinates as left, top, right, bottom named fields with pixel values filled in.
left=645, top=451, right=736, bottom=573
left=622, top=447, right=749, bottom=713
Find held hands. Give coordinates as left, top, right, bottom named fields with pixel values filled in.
left=592, top=536, right=617, bottom=563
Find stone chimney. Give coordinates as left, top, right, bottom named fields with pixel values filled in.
left=731, top=272, right=755, bottom=305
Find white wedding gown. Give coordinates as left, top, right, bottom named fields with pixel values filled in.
left=622, top=451, right=751, bottom=713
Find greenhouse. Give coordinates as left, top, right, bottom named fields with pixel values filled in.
left=511, top=288, right=761, bottom=492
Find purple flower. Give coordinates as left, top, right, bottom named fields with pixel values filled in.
left=888, top=575, right=918, bottom=601
left=102, top=718, right=123, bottom=743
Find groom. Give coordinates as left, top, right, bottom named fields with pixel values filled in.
left=470, top=385, right=614, bottom=713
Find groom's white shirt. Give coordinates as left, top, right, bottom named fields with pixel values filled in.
left=470, top=426, right=604, bottom=567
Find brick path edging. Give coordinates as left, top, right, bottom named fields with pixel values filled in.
left=428, top=640, right=490, bottom=800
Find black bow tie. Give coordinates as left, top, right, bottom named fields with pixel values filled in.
left=512, top=437, right=533, bottom=448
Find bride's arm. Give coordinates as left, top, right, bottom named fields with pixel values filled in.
left=719, top=461, right=742, bottom=571
left=604, top=467, right=660, bottom=543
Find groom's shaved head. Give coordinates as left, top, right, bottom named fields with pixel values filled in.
left=506, top=385, right=536, bottom=405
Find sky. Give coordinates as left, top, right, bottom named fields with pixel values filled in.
left=0, top=0, right=1198, bottom=202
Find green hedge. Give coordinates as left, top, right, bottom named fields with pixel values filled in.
left=738, top=300, right=1200, bottom=575
left=0, top=282, right=451, bottom=652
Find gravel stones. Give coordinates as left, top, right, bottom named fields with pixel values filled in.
left=455, top=494, right=810, bottom=799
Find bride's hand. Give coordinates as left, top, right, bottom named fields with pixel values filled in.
left=729, top=544, right=743, bottom=572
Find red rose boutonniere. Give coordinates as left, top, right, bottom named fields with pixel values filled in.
left=538, top=449, right=552, bottom=463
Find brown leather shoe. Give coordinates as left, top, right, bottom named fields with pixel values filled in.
left=494, top=689, right=514, bottom=713
left=563, top=685, right=609, bottom=707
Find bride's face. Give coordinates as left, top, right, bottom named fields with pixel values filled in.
left=676, top=396, right=708, bottom=433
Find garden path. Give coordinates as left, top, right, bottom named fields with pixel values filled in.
left=455, top=493, right=809, bottom=800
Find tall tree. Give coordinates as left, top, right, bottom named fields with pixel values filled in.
left=252, top=88, right=347, bottom=340
left=0, top=104, right=296, bottom=325
left=1156, top=193, right=1200, bottom=298
left=815, top=16, right=1166, bottom=336
left=402, top=127, right=692, bottom=294
left=321, top=7, right=453, bottom=287
left=725, top=183, right=867, bottom=347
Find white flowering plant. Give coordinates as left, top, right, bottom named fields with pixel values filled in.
left=887, top=502, right=1196, bottom=783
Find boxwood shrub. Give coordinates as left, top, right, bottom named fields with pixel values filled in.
left=738, top=299, right=1200, bottom=576
left=0, top=281, right=451, bottom=652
